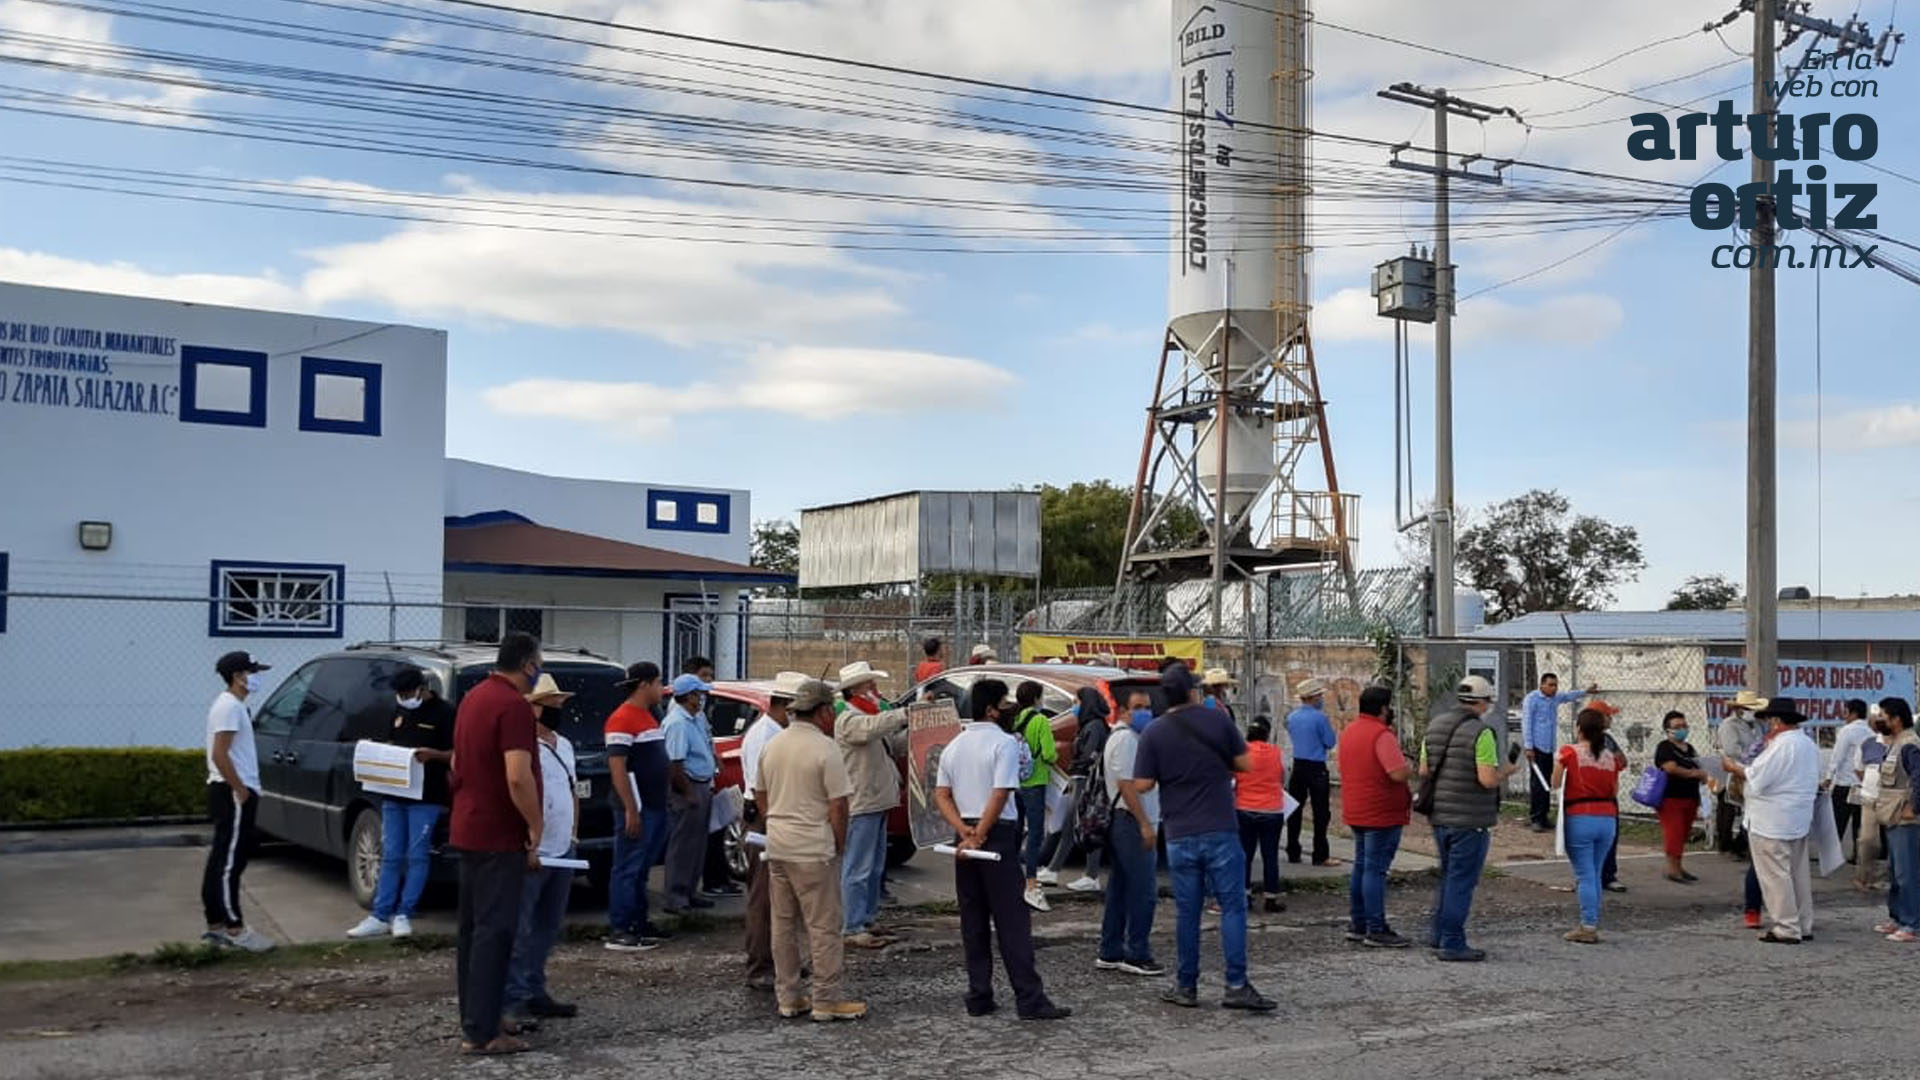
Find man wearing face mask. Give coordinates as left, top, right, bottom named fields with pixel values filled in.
left=834, top=661, right=910, bottom=947
left=201, top=651, right=277, bottom=953
left=348, top=666, right=456, bottom=940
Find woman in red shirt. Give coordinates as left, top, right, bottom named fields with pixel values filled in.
left=1553, top=708, right=1626, bottom=944
left=1236, top=716, right=1287, bottom=914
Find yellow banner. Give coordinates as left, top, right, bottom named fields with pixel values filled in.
left=1019, top=634, right=1204, bottom=674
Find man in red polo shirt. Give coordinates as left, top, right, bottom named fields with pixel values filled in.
left=449, top=632, right=545, bottom=1056
left=1338, top=685, right=1414, bottom=948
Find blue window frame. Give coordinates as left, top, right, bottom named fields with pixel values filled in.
left=179, top=345, right=268, bottom=428
left=209, top=559, right=345, bottom=638
left=299, top=357, right=383, bottom=437
left=648, top=489, right=731, bottom=534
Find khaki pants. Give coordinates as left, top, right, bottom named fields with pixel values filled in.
left=1751, top=833, right=1814, bottom=940
left=770, top=857, right=846, bottom=1007
left=1856, top=804, right=1883, bottom=889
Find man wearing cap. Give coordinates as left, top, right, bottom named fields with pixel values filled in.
left=969, top=643, right=997, bottom=665
left=741, top=672, right=804, bottom=990
left=835, top=660, right=909, bottom=947
left=757, top=679, right=865, bottom=1022
left=201, top=651, right=276, bottom=953
left=1133, top=663, right=1275, bottom=1011
left=1420, top=674, right=1518, bottom=962
left=347, top=665, right=455, bottom=941
left=504, top=674, right=581, bottom=1028
left=1521, top=673, right=1600, bottom=833
left=1285, top=677, right=1340, bottom=867
left=662, top=672, right=720, bottom=916
left=604, top=662, right=671, bottom=951
left=1723, top=697, right=1821, bottom=943
left=934, top=678, right=1072, bottom=1020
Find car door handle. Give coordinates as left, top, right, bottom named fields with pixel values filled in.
left=284, top=751, right=300, bottom=765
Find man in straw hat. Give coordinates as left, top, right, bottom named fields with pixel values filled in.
left=1719, top=689, right=1771, bottom=926
left=1723, top=696, right=1822, bottom=943
left=969, top=642, right=997, bottom=665
left=505, top=673, right=581, bottom=1029
left=1201, top=668, right=1239, bottom=725
left=757, top=679, right=866, bottom=1022
left=1286, top=677, right=1340, bottom=867
left=742, top=672, right=806, bottom=991
left=835, top=660, right=910, bottom=947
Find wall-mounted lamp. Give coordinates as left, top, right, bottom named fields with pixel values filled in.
left=77, top=521, right=112, bottom=551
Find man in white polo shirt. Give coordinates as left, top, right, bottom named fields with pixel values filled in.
left=933, top=678, right=1071, bottom=1022
left=202, top=650, right=275, bottom=953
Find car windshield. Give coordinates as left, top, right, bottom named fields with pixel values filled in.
left=456, top=662, right=627, bottom=750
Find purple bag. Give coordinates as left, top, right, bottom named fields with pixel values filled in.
left=1629, top=763, right=1668, bottom=809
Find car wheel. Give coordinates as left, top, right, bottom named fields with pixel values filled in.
left=347, top=806, right=382, bottom=911
left=723, top=818, right=752, bottom=880
left=886, top=836, right=916, bottom=868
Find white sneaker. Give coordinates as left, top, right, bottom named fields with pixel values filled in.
left=346, top=916, right=389, bottom=940
left=227, top=928, right=277, bottom=953
left=1036, top=868, right=1060, bottom=886
left=1067, top=876, right=1101, bottom=893
left=390, top=915, right=413, bottom=938
left=1023, top=884, right=1051, bottom=912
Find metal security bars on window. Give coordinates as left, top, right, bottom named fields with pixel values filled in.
left=211, top=562, right=344, bottom=637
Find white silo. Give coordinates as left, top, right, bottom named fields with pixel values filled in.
left=1120, top=0, right=1355, bottom=634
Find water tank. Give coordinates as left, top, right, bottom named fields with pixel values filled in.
left=1195, top=411, right=1274, bottom=524
left=1167, top=0, right=1299, bottom=375
left=1453, top=588, right=1487, bottom=634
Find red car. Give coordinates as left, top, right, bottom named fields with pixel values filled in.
left=706, top=679, right=917, bottom=875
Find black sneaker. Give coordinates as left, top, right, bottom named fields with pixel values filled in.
left=605, top=932, right=657, bottom=953
left=1437, top=947, right=1487, bottom=962
left=1603, top=882, right=1628, bottom=894
left=527, top=997, right=578, bottom=1018
left=1161, top=985, right=1199, bottom=1008
left=639, top=923, right=675, bottom=941
left=1345, top=926, right=1368, bottom=944
left=706, top=883, right=744, bottom=897
left=1117, top=959, right=1166, bottom=977
left=966, top=1000, right=998, bottom=1018
left=1264, top=897, right=1286, bottom=914
left=1365, top=931, right=1413, bottom=949
left=1221, top=983, right=1278, bottom=1012
left=1019, top=1002, right=1073, bottom=1021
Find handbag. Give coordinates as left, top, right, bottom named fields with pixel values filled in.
left=1629, top=763, right=1669, bottom=809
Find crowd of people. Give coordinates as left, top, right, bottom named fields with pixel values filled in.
left=194, top=637, right=1920, bottom=1056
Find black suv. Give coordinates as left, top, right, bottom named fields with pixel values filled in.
left=248, top=642, right=628, bottom=908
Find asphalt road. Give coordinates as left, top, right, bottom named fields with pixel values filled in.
left=3, top=851, right=1905, bottom=1080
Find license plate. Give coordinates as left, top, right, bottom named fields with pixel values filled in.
left=573, top=780, right=592, bottom=799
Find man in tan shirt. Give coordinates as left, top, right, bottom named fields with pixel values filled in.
left=834, top=660, right=911, bottom=946
left=756, top=680, right=863, bottom=1023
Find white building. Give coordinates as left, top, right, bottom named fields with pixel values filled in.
left=0, top=282, right=784, bottom=750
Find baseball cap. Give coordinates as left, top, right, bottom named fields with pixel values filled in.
left=216, top=651, right=271, bottom=680
left=670, top=672, right=713, bottom=697
left=1455, top=674, right=1496, bottom=701
left=1585, top=698, right=1620, bottom=717
left=789, top=679, right=836, bottom=714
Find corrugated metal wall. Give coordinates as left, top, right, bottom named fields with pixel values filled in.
left=800, top=491, right=1040, bottom=589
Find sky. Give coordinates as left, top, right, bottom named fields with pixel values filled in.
left=0, top=0, right=1915, bottom=611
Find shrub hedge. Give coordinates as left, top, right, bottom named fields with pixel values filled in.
left=0, top=748, right=206, bottom=823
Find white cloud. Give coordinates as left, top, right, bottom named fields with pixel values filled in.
left=0, top=0, right=211, bottom=115
left=1313, top=286, right=1622, bottom=347
left=481, top=345, right=1018, bottom=432
left=1785, top=403, right=1920, bottom=450
left=0, top=248, right=302, bottom=310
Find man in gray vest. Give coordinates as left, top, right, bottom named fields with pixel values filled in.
left=1420, top=675, right=1517, bottom=962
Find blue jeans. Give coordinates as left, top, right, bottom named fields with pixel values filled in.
left=372, top=799, right=441, bottom=921
left=1429, top=825, right=1491, bottom=952
left=841, top=812, right=888, bottom=933
left=1099, top=810, right=1159, bottom=965
left=1564, top=815, right=1618, bottom=928
left=1348, top=825, right=1403, bottom=935
left=504, top=863, right=573, bottom=1011
left=1887, top=824, right=1920, bottom=931
left=1166, top=830, right=1249, bottom=990
left=608, top=807, right=669, bottom=934
left=1018, top=786, right=1049, bottom=878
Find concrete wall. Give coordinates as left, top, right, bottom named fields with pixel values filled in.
left=443, top=573, right=744, bottom=679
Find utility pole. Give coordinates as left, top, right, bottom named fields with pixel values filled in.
left=1376, top=83, right=1518, bottom=638
left=1747, top=0, right=1779, bottom=697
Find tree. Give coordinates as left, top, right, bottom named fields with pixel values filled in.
left=1666, top=573, right=1742, bottom=611
left=750, top=519, right=799, bottom=596
left=1436, top=489, right=1645, bottom=622
left=1039, top=480, right=1206, bottom=588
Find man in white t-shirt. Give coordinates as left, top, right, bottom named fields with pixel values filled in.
left=742, top=672, right=804, bottom=991
left=506, top=675, right=582, bottom=1026
left=202, top=650, right=275, bottom=953
left=1727, top=697, right=1822, bottom=944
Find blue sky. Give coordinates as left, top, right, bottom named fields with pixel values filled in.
left=0, top=0, right=1915, bottom=610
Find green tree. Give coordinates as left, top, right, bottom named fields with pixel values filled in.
left=750, top=519, right=799, bottom=597
left=1039, top=480, right=1205, bottom=588
left=1666, top=573, right=1741, bottom=611
left=1431, top=489, right=1645, bottom=622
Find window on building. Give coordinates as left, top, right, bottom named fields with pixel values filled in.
left=648, top=489, right=731, bottom=534
left=299, top=357, right=383, bottom=437
left=179, top=345, right=268, bottom=428
left=209, top=560, right=344, bottom=638
left=463, top=605, right=544, bottom=644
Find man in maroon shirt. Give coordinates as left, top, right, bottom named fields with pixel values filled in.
left=449, top=632, right=545, bottom=1056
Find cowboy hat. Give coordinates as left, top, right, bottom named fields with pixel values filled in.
left=837, top=661, right=889, bottom=690
left=968, top=643, right=997, bottom=662
left=1725, top=690, right=1769, bottom=712
left=768, top=670, right=808, bottom=700
left=1296, top=677, right=1328, bottom=699
left=526, top=673, right=574, bottom=706
left=1754, top=696, right=1809, bottom=724
left=1202, top=668, right=1237, bottom=688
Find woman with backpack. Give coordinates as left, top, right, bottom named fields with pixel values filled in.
left=1013, top=681, right=1058, bottom=912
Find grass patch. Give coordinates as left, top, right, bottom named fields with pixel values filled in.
left=0, top=933, right=456, bottom=986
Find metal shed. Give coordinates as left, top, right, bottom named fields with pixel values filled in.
left=798, top=490, right=1040, bottom=589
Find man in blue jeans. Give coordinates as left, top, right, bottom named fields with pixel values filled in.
left=1130, top=664, right=1275, bottom=1011
left=604, top=662, right=672, bottom=951
left=1419, top=675, right=1518, bottom=962
left=1098, top=691, right=1163, bottom=976
left=347, top=665, right=454, bottom=941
